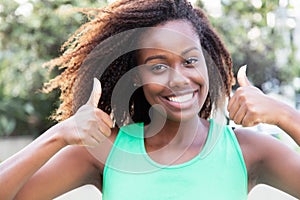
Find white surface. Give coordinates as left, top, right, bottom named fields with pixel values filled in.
left=54, top=185, right=102, bottom=200
left=248, top=184, right=297, bottom=200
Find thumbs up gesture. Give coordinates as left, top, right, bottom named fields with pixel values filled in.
left=227, top=66, right=280, bottom=127
left=62, top=78, right=114, bottom=147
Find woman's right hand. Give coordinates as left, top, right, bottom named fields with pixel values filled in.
left=0, top=78, right=113, bottom=200
left=62, top=78, right=114, bottom=147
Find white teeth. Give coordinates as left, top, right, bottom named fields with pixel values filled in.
left=167, top=93, right=194, bottom=103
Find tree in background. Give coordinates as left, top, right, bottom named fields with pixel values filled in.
left=1, top=0, right=299, bottom=137
left=0, top=0, right=108, bottom=137
left=196, top=0, right=300, bottom=91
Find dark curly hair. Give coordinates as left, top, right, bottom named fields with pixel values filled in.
left=43, top=0, right=233, bottom=126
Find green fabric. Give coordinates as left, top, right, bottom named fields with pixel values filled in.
left=102, top=119, right=248, bottom=200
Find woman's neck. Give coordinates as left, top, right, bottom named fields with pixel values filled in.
left=144, top=111, right=208, bottom=148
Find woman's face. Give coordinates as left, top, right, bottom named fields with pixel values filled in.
left=137, top=20, right=209, bottom=121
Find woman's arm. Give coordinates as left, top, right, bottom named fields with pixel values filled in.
left=275, top=102, right=300, bottom=145
left=235, top=128, right=300, bottom=198
left=0, top=131, right=101, bottom=200
left=14, top=145, right=103, bottom=200
left=0, top=125, right=66, bottom=199
left=228, top=66, right=300, bottom=198
left=0, top=78, right=113, bottom=199
left=228, top=66, right=300, bottom=144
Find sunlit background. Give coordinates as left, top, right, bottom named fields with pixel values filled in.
left=0, top=0, right=300, bottom=199
left=1, top=0, right=299, bottom=137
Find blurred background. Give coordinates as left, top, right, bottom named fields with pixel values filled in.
left=0, top=0, right=299, bottom=199
left=0, top=0, right=299, bottom=139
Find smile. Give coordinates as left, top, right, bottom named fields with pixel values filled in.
left=165, top=91, right=197, bottom=103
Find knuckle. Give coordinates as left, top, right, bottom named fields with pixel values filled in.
left=100, top=126, right=111, bottom=137
left=246, top=105, right=257, bottom=116
left=74, top=134, right=85, bottom=146
left=228, top=112, right=234, bottom=119
left=238, top=94, right=247, bottom=102
left=234, top=119, right=241, bottom=125
left=235, top=87, right=245, bottom=95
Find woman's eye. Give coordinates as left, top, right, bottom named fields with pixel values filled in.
left=185, top=57, right=199, bottom=65
left=151, top=64, right=168, bottom=73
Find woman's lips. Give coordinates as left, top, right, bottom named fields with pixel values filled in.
left=166, top=92, right=194, bottom=103
left=163, top=90, right=198, bottom=104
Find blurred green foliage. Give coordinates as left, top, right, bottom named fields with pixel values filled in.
left=197, top=0, right=300, bottom=90
left=0, top=0, right=299, bottom=137
left=0, top=0, right=108, bottom=137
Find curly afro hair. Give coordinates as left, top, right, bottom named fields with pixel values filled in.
left=43, top=0, right=233, bottom=126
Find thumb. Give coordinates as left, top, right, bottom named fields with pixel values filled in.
left=237, top=65, right=251, bottom=87
left=86, top=78, right=102, bottom=107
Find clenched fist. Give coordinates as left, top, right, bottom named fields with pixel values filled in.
left=62, top=78, right=114, bottom=147
left=227, top=66, right=281, bottom=127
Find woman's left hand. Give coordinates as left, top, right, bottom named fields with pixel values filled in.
left=227, top=66, right=282, bottom=127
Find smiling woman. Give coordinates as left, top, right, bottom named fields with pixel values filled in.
left=1, top=0, right=300, bottom=200
left=136, top=20, right=209, bottom=122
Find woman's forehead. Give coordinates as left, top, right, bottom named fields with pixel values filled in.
left=138, top=20, right=201, bottom=53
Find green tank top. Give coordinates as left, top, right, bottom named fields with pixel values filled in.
left=102, top=119, right=248, bottom=200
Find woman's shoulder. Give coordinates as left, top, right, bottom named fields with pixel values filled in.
left=233, top=127, right=297, bottom=189
left=233, top=127, right=279, bottom=162
left=233, top=127, right=282, bottom=153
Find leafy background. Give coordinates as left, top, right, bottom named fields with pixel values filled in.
left=0, top=0, right=299, bottom=137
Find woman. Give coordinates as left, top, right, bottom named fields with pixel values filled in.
left=1, top=0, right=300, bottom=199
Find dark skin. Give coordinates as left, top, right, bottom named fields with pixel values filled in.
left=229, top=66, right=300, bottom=196
left=1, top=20, right=300, bottom=200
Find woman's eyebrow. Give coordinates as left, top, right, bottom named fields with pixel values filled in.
left=144, top=55, right=167, bottom=64
left=181, top=47, right=200, bottom=56
left=143, top=47, right=200, bottom=64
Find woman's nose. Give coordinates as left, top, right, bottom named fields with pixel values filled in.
left=168, top=68, right=190, bottom=89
